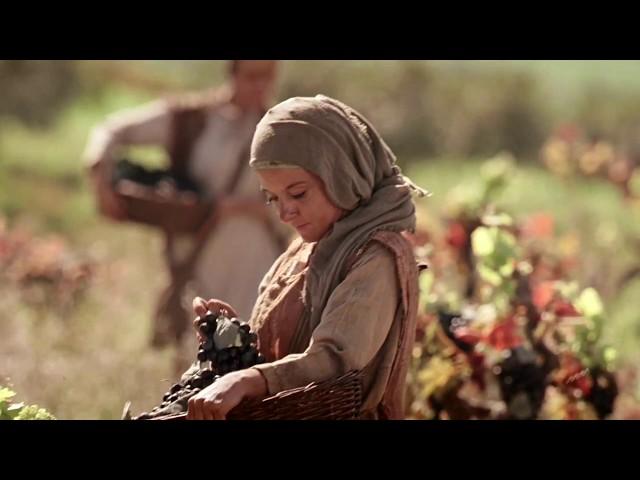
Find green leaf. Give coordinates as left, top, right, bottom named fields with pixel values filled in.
left=493, top=292, right=512, bottom=316
left=477, top=264, right=503, bottom=287
left=418, top=270, right=435, bottom=313
left=6, top=402, right=25, bottom=419
left=14, top=405, right=55, bottom=420
left=499, top=261, right=515, bottom=278
left=603, top=347, right=617, bottom=365
left=481, top=153, right=515, bottom=182
left=486, top=229, right=518, bottom=271
left=0, top=387, right=17, bottom=403
left=575, top=288, right=604, bottom=318
left=419, top=270, right=434, bottom=296
left=472, top=227, right=495, bottom=256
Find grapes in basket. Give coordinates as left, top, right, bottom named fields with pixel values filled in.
left=112, top=159, right=203, bottom=199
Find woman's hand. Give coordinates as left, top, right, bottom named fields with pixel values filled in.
left=186, top=368, right=267, bottom=420
left=192, top=296, right=239, bottom=342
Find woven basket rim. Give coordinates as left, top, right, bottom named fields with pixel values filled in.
left=148, top=370, right=362, bottom=420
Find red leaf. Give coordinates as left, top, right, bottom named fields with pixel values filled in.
left=532, top=281, right=556, bottom=310
left=553, top=301, right=580, bottom=317
left=446, top=222, right=468, bottom=250
left=453, top=327, right=482, bottom=346
left=485, top=317, right=523, bottom=351
left=521, top=213, right=555, bottom=239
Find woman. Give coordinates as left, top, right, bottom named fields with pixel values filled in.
left=187, top=94, right=427, bottom=420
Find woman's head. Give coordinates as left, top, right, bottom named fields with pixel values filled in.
left=250, top=95, right=396, bottom=210
left=250, top=95, right=427, bottom=243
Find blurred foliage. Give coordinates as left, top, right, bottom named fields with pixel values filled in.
left=4, top=60, right=640, bottom=164
left=0, top=61, right=79, bottom=128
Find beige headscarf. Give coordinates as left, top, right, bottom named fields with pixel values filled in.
left=250, top=94, right=427, bottom=353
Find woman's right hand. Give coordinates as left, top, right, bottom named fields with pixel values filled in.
left=192, top=296, right=239, bottom=342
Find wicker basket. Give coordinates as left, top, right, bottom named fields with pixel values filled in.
left=153, top=370, right=362, bottom=420
left=114, top=179, right=213, bottom=233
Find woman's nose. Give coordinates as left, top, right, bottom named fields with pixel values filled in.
left=278, top=200, right=298, bottom=223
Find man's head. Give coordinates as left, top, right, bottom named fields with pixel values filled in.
left=228, top=60, right=278, bottom=112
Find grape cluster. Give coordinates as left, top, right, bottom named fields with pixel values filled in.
left=112, top=159, right=202, bottom=195
left=133, top=312, right=265, bottom=420
left=586, top=366, right=619, bottom=419
left=495, top=346, right=547, bottom=420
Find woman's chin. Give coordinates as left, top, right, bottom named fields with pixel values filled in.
left=296, top=225, right=318, bottom=243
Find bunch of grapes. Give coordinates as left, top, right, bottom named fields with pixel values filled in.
left=495, top=347, right=548, bottom=420
left=584, top=366, right=618, bottom=419
left=112, top=159, right=203, bottom=196
left=133, top=312, right=265, bottom=420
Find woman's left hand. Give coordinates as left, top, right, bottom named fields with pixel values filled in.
left=186, top=368, right=267, bottom=420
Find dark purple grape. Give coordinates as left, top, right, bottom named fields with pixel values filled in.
left=496, top=347, right=547, bottom=420
left=198, top=323, right=209, bottom=335
left=586, top=366, right=618, bottom=419
left=241, top=350, right=257, bottom=367
left=201, top=339, right=214, bottom=352
left=191, top=376, right=204, bottom=389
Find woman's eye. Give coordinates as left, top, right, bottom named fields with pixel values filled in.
left=290, top=191, right=306, bottom=200
left=265, top=195, right=277, bottom=206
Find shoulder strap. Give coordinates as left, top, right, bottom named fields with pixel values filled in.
left=166, top=88, right=228, bottom=179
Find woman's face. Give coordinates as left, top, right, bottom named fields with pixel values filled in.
left=257, top=168, right=345, bottom=242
